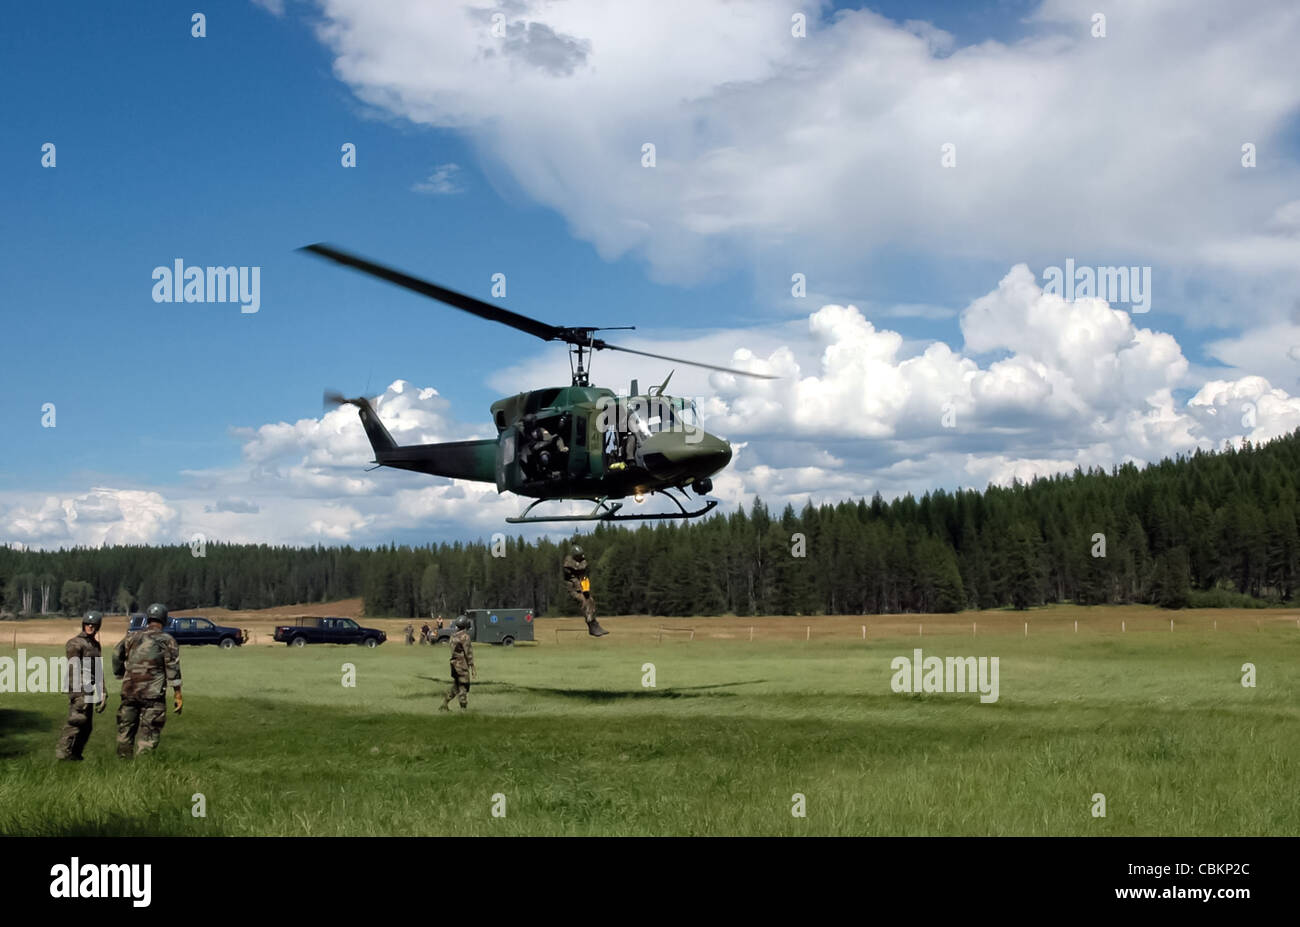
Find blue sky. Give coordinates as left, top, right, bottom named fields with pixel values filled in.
left=3, top=0, right=1299, bottom=548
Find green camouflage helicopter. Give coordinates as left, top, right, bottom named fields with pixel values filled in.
left=302, top=244, right=774, bottom=523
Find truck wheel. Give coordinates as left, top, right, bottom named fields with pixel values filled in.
left=292, top=636, right=307, bottom=648
left=219, top=637, right=236, bottom=650
left=363, top=637, right=378, bottom=648
left=433, top=637, right=445, bottom=645
left=501, top=636, right=515, bottom=647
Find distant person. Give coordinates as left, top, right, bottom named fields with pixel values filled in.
left=112, top=602, right=182, bottom=759
left=436, top=615, right=444, bottom=631
left=563, top=544, right=607, bottom=637
left=420, top=622, right=431, bottom=645
left=404, top=624, right=415, bottom=646
left=440, top=616, right=476, bottom=711
left=54, top=611, right=106, bottom=761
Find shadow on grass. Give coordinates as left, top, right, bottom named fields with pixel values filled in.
left=403, top=676, right=764, bottom=701
left=468, top=679, right=762, bottom=701
left=0, top=708, right=49, bottom=757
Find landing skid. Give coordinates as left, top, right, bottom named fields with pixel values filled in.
left=505, top=491, right=718, bottom=524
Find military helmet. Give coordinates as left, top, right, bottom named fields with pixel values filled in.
left=82, top=611, right=103, bottom=629
left=454, top=615, right=471, bottom=631
left=571, top=544, right=584, bottom=557
left=146, top=602, right=168, bottom=624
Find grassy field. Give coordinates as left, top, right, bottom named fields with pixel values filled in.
left=1, top=606, right=1297, bottom=836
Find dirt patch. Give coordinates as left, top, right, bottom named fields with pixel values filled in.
left=2, top=603, right=1294, bottom=648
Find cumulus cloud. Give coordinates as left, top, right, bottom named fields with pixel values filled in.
left=3, top=489, right=178, bottom=547
left=705, top=265, right=1297, bottom=459
left=4, top=268, right=1298, bottom=548
left=309, top=0, right=1300, bottom=326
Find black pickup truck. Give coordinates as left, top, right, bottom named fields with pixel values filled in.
left=127, top=614, right=247, bottom=649
left=273, top=617, right=387, bottom=648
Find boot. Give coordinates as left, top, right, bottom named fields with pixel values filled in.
left=439, top=696, right=451, bottom=712
left=586, top=617, right=609, bottom=637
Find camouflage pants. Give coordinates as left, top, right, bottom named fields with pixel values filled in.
left=444, top=674, right=471, bottom=707
left=116, top=698, right=166, bottom=758
left=567, top=583, right=596, bottom=620
left=54, top=695, right=94, bottom=760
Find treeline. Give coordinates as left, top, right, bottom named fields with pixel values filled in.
left=4, top=430, right=1299, bottom=617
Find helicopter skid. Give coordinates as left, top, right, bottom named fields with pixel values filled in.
left=590, top=499, right=717, bottom=522
left=505, top=493, right=717, bottom=523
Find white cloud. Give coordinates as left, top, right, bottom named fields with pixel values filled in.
left=310, top=0, right=1300, bottom=325
left=411, top=163, right=464, bottom=195
left=3, top=489, right=178, bottom=547
left=1203, top=322, right=1300, bottom=394
left=4, top=268, right=1298, bottom=548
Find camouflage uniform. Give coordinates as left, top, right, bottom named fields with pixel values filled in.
left=563, top=551, right=596, bottom=622
left=54, top=630, right=103, bottom=760
left=112, top=626, right=182, bottom=758
left=404, top=624, right=415, bottom=645
left=440, top=628, right=475, bottom=710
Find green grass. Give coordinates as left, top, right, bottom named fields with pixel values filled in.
left=2, top=628, right=1297, bottom=835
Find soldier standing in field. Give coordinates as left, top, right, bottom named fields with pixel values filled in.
left=563, top=544, right=608, bottom=637
left=439, top=616, right=476, bottom=711
left=112, top=602, right=182, bottom=759
left=404, top=623, right=415, bottom=646
left=54, top=611, right=106, bottom=761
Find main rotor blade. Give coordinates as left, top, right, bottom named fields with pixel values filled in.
left=596, top=342, right=778, bottom=379
left=300, top=243, right=563, bottom=342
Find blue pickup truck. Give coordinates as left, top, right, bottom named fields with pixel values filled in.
left=273, top=617, right=387, bottom=648
left=127, top=614, right=247, bottom=649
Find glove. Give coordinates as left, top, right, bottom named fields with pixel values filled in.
left=173, top=691, right=183, bottom=715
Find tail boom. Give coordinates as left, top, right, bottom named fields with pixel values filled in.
left=332, top=395, right=496, bottom=482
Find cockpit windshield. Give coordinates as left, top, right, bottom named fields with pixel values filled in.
left=629, top=397, right=700, bottom=434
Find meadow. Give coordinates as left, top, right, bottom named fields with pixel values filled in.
left=1, top=607, right=1297, bottom=836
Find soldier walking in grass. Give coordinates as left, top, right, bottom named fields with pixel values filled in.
left=439, top=616, right=476, bottom=711
left=54, top=611, right=106, bottom=761
left=563, top=543, right=608, bottom=637
left=112, top=602, right=182, bottom=759
left=404, top=623, right=415, bottom=646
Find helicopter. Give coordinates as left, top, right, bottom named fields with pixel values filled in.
left=301, top=244, right=775, bottom=524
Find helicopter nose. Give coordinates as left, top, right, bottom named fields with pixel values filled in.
left=688, top=433, right=732, bottom=475
left=638, top=431, right=732, bottom=479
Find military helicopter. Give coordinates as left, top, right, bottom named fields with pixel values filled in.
left=301, top=244, right=775, bottom=523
